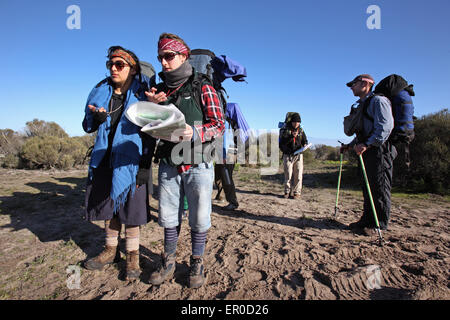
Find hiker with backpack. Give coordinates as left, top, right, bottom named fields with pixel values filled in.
left=341, top=74, right=397, bottom=234
left=82, top=46, right=156, bottom=280
left=279, top=112, right=309, bottom=199
left=214, top=102, right=251, bottom=211
left=145, top=33, right=225, bottom=288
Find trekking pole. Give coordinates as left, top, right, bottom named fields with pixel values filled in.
left=358, top=154, right=384, bottom=246
left=334, top=142, right=344, bottom=218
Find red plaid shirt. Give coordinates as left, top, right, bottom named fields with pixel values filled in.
left=194, top=84, right=225, bottom=141
left=177, top=84, right=225, bottom=173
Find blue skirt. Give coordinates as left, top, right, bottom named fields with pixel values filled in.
left=84, top=167, right=150, bottom=226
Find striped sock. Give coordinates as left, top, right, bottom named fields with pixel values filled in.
left=164, top=227, right=180, bottom=255
left=191, top=230, right=207, bottom=257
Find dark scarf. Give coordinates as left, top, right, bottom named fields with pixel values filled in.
left=161, top=60, right=193, bottom=88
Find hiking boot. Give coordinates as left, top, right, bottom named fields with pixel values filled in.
left=293, top=194, right=301, bottom=199
left=362, top=227, right=377, bottom=236
left=283, top=193, right=289, bottom=199
left=149, top=252, right=176, bottom=285
left=126, top=250, right=141, bottom=280
left=223, top=203, right=238, bottom=211
left=189, top=255, right=206, bottom=289
left=84, top=245, right=121, bottom=271
left=348, top=220, right=369, bottom=230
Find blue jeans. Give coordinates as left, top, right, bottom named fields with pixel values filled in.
left=158, top=161, right=214, bottom=232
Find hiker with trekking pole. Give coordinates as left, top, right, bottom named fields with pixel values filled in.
left=341, top=74, right=397, bottom=241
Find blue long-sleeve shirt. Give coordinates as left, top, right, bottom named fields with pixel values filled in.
left=351, top=92, right=394, bottom=147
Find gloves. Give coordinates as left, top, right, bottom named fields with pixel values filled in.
left=136, top=168, right=150, bottom=186
left=340, top=144, right=350, bottom=154
left=93, top=111, right=108, bottom=124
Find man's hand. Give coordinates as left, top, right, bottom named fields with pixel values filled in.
left=340, top=144, right=350, bottom=154
left=353, top=143, right=368, bottom=155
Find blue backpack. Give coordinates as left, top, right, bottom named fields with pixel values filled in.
left=374, top=74, right=415, bottom=144
left=188, top=49, right=247, bottom=122
left=374, top=74, right=416, bottom=167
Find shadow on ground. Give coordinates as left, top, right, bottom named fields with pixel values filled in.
left=0, top=177, right=156, bottom=261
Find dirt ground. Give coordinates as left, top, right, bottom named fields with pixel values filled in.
left=0, top=163, right=449, bottom=301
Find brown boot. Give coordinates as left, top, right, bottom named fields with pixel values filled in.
left=149, top=252, right=176, bottom=285
left=189, top=255, right=206, bottom=289
left=84, top=245, right=121, bottom=271
left=126, top=250, right=141, bottom=280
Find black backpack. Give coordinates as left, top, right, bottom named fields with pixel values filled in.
left=188, top=49, right=228, bottom=118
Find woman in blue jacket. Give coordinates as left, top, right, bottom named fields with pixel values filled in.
left=82, top=46, right=155, bottom=281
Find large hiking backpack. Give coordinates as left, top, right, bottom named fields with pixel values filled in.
left=375, top=74, right=416, bottom=168
left=188, top=49, right=247, bottom=123
left=278, top=112, right=303, bottom=154
left=374, top=74, right=415, bottom=144
left=138, top=60, right=156, bottom=92
left=188, top=49, right=229, bottom=118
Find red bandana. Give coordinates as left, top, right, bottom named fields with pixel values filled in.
left=110, top=49, right=136, bottom=67
left=158, top=38, right=189, bottom=56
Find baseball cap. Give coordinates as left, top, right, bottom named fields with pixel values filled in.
left=346, top=74, right=375, bottom=87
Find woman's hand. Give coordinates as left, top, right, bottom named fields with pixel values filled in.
left=145, top=87, right=168, bottom=104
left=88, top=104, right=106, bottom=113
left=88, top=104, right=107, bottom=124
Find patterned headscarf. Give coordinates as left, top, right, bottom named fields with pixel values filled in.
left=158, top=38, right=189, bottom=56
left=110, top=49, right=136, bottom=67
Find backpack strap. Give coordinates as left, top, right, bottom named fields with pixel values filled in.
left=191, top=72, right=226, bottom=116
left=191, top=72, right=206, bottom=115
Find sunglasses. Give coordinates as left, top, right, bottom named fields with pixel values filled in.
left=106, top=60, right=129, bottom=71
left=157, top=51, right=181, bottom=62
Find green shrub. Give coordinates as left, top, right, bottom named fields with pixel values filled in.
left=1, top=153, right=21, bottom=168
left=20, top=135, right=88, bottom=169
left=395, top=109, right=450, bottom=194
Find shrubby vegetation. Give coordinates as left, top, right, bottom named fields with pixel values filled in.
left=0, top=119, right=94, bottom=170
left=396, top=109, right=449, bottom=194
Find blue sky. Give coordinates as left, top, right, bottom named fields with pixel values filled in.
left=1, top=0, right=449, bottom=146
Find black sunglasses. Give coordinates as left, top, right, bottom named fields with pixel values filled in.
left=157, top=51, right=181, bottom=62
left=106, top=60, right=129, bottom=71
